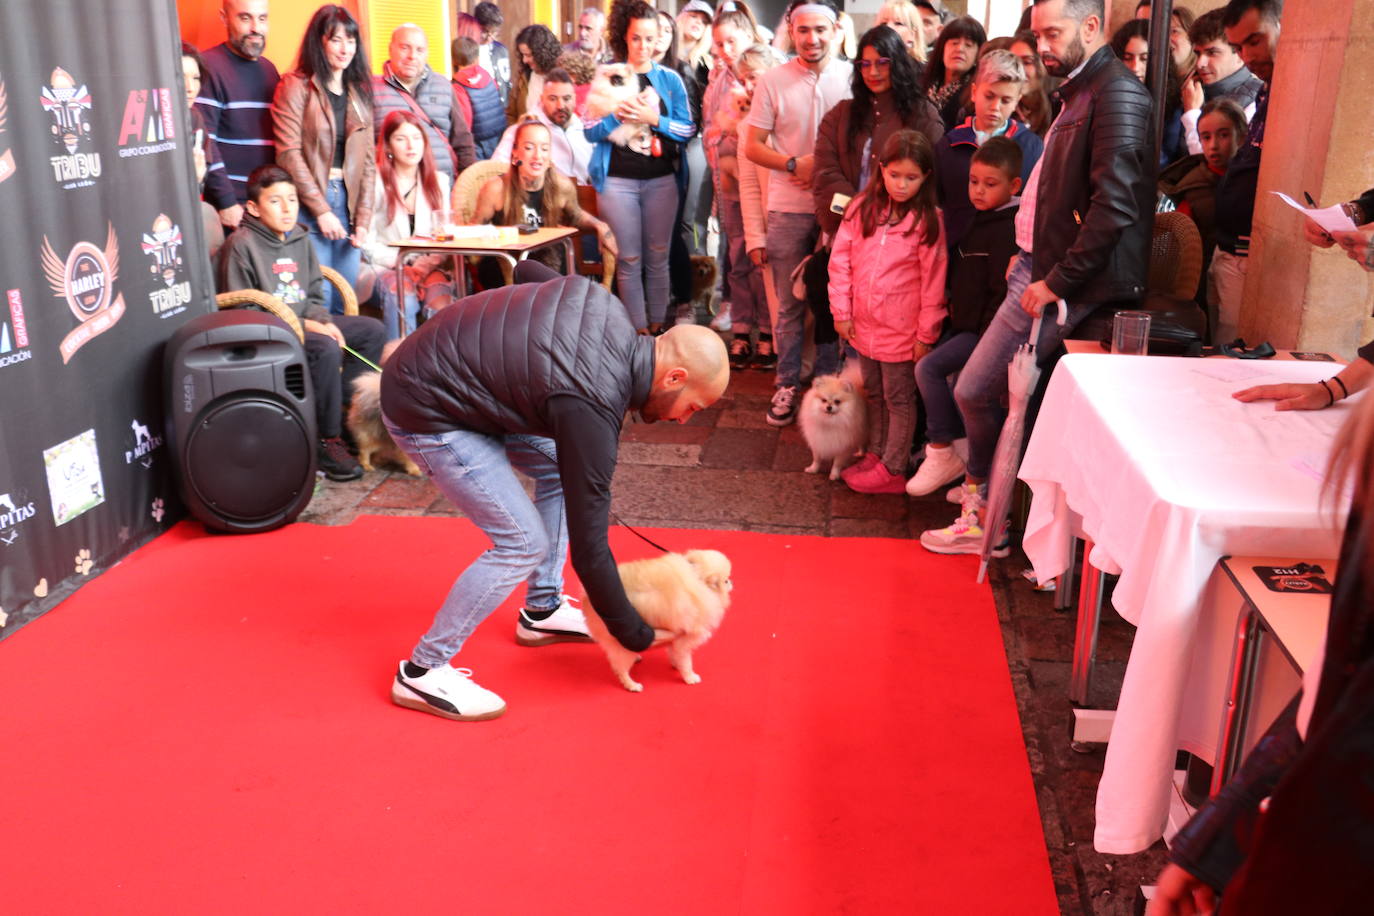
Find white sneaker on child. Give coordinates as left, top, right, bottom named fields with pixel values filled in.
left=905, top=444, right=966, bottom=496
left=920, top=483, right=1009, bottom=556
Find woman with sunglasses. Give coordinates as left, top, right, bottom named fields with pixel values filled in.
left=813, top=25, right=943, bottom=239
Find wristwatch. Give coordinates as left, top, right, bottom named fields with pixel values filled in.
left=785, top=156, right=797, bottom=174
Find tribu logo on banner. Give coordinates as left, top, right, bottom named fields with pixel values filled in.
left=142, top=214, right=191, bottom=318
left=41, top=224, right=125, bottom=363
left=118, top=88, right=177, bottom=158
left=40, top=67, right=101, bottom=189
left=0, top=76, right=14, bottom=184
left=1, top=289, right=34, bottom=369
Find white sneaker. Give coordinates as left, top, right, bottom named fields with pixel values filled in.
left=391, top=662, right=506, bottom=721
left=711, top=303, right=732, bottom=332
left=516, top=593, right=592, bottom=646
left=905, top=444, right=967, bottom=496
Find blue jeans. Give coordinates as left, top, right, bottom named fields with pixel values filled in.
left=598, top=173, right=679, bottom=329
left=915, top=330, right=980, bottom=444
left=380, top=421, right=569, bottom=668
left=297, top=178, right=361, bottom=316
left=767, top=210, right=836, bottom=388
left=954, top=252, right=1078, bottom=479
left=718, top=195, right=767, bottom=334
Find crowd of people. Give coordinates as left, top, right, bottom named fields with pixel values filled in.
left=190, top=0, right=1329, bottom=540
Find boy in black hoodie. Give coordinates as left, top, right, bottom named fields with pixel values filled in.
left=907, top=137, right=1022, bottom=498
left=217, top=165, right=385, bottom=481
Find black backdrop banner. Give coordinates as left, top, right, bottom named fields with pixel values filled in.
left=0, top=0, right=213, bottom=639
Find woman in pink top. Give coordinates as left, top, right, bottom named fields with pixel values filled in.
left=828, top=129, right=947, bottom=494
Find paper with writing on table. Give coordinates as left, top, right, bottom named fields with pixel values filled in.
left=1191, top=362, right=1267, bottom=383
left=1272, top=192, right=1358, bottom=234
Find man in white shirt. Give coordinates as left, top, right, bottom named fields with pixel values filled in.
left=492, top=70, right=592, bottom=184
left=743, top=0, right=852, bottom=426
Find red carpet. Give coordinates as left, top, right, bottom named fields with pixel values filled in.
left=0, top=517, right=1055, bottom=915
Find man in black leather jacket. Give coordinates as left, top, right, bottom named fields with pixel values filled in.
left=378, top=263, right=729, bottom=721
left=921, top=0, right=1154, bottom=557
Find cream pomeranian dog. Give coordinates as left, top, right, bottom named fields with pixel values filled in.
left=798, top=367, right=868, bottom=480
left=582, top=549, right=732, bottom=692
left=583, top=63, right=659, bottom=155
left=347, top=340, right=421, bottom=476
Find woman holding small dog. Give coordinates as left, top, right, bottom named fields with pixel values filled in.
left=585, top=0, right=696, bottom=334
left=827, top=129, right=947, bottom=494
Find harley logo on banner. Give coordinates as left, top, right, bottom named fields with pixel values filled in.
left=0, top=77, right=13, bottom=184
left=40, top=67, right=101, bottom=189
left=41, top=224, right=126, bottom=363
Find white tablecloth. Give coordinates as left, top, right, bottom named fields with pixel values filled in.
left=1019, top=354, right=1353, bottom=854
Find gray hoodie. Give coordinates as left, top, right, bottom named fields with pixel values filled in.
left=216, top=213, right=331, bottom=323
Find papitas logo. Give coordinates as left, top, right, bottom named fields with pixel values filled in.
left=124, top=417, right=163, bottom=467
left=1, top=288, right=33, bottom=369
left=0, top=76, right=14, bottom=184
left=41, top=67, right=101, bottom=189
left=142, top=213, right=191, bottom=318
left=117, top=88, right=177, bottom=158
left=0, top=492, right=37, bottom=545
left=41, top=224, right=126, bottom=363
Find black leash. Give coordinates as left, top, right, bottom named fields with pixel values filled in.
left=609, top=509, right=671, bottom=554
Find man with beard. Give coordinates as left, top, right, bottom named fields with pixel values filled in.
left=378, top=263, right=729, bottom=721
left=743, top=0, right=853, bottom=427
left=371, top=23, right=477, bottom=182
left=196, top=0, right=278, bottom=228
left=921, top=0, right=1153, bottom=556
left=1209, top=0, right=1282, bottom=346
left=492, top=69, right=592, bottom=183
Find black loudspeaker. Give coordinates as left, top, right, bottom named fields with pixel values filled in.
left=165, top=310, right=316, bottom=533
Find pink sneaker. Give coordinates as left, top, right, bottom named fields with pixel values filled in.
left=840, top=452, right=881, bottom=482
left=845, top=463, right=907, bottom=494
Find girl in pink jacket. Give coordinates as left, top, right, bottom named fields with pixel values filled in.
left=828, top=129, right=948, bottom=494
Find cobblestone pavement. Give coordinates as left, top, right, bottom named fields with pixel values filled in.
left=304, top=367, right=1167, bottom=915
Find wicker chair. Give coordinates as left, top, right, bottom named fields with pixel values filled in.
left=1148, top=210, right=1204, bottom=299
left=452, top=159, right=511, bottom=223
left=215, top=266, right=359, bottom=342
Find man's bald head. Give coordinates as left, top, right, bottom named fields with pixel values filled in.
left=222, top=0, right=269, bottom=59
left=643, top=326, right=729, bottom=423
left=390, top=24, right=429, bottom=83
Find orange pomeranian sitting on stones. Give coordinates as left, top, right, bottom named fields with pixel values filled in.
left=582, top=549, right=732, bottom=692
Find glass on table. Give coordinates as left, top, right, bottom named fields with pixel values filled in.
left=1111, top=310, right=1152, bottom=355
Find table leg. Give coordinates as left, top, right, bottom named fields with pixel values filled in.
left=1055, top=535, right=1080, bottom=612
left=1212, top=608, right=1263, bottom=794
left=392, top=257, right=408, bottom=339
left=1069, top=539, right=1106, bottom=706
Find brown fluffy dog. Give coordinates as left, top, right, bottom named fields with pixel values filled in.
left=690, top=254, right=718, bottom=319
left=346, top=340, right=421, bottom=476
left=582, top=549, right=732, bottom=692
left=798, top=370, right=868, bottom=480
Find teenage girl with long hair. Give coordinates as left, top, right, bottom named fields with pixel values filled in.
left=272, top=3, right=375, bottom=314
left=364, top=110, right=452, bottom=338
left=827, top=129, right=947, bottom=494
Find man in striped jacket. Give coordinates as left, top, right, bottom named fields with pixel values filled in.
left=195, top=0, right=280, bottom=229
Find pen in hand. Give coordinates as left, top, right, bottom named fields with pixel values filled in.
left=1304, top=191, right=1334, bottom=243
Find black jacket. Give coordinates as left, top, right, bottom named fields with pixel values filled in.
left=380, top=276, right=657, bottom=651
left=1032, top=45, right=1154, bottom=311
left=948, top=201, right=1019, bottom=335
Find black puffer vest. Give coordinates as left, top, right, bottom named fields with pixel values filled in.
left=380, top=276, right=655, bottom=436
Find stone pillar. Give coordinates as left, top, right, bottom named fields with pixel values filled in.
left=1241, top=0, right=1374, bottom=358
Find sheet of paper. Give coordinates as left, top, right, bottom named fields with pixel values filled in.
left=1190, top=362, right=1268, bottom=383
left=1272, top=192, right=1358, bottom=234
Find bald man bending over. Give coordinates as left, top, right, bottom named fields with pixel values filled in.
left=379, top=261, right=729, bottom=721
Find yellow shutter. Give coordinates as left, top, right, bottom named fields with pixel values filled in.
left=363, top=0, right=452, bottom=78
